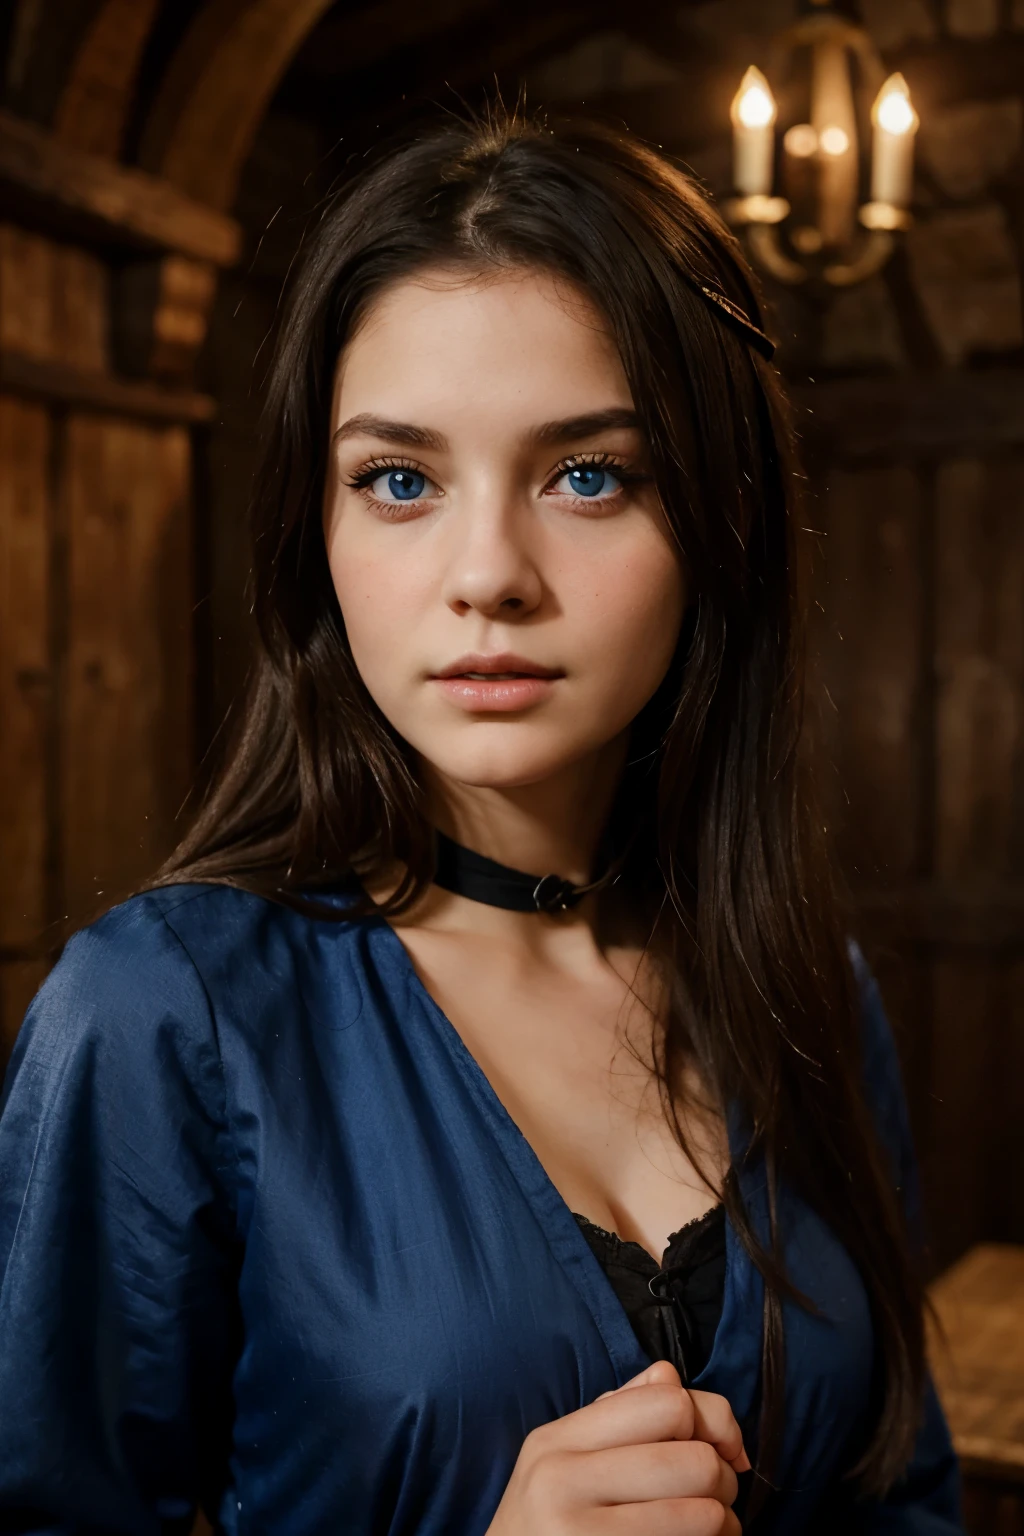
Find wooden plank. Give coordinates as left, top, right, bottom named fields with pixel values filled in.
left=1, top=225, right=109, bottom=372
left=62, top=417, right=194, bottom=925
left=0, top=226, right=54, bottom=360
left=960, top=1480, right=1024, bottom=1536
left=51, top=244, right=109, bottom=373
left=927, top=956, right=1004, bottom=1267
left=935, top=459, right=1024, bottom=882
left=855, top=883, right=1024, bottom=947
left=929, top=1244, right=1024, bottom=1482
left=0, top=108, right=242, bottom=266
left=810, top=465, right=927, bottom=882
left=792, top=371, right=1024, bottom=462
left=997, top=959, right=1024, bottom=1252
left=0, top=350, right=215, bottom=423
left=0, top=396, right=50, bottom=953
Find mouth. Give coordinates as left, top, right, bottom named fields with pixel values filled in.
left=455, top=671, right=545, bottom=681
left=432, top=654, right=565, bottom=681
left=429, top=656, right=564, bottom=713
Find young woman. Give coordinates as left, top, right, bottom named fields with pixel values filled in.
left=0, top=108, right=962, bottom=1535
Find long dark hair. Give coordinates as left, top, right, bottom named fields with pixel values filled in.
left=158, top=103, right=925, bottom=1508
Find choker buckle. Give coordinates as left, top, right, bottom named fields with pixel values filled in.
left=532, top=874, right=579, bottom=913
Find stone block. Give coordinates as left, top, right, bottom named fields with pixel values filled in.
left=918, top=99, right=1023, bottom=199
left=685, top=0, right=799, bottom=43
left=859, top=0, right=936, bottom=50
left=946, top=0, right=1000, bottom=36
left=526, top=29, right=680, bottom=101
left=821, top=276, right=906, bottom=369
left=906, top=204, right=1023, bottom=364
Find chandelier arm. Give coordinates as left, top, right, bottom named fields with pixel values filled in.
left=746, top=223, right=809, bottom=286
left=822, top=229, right=895, bottom=287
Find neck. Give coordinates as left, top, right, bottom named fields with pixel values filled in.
left=421, top=732, right=629, bottom=889
left=361, top=733, right=639, bottom=956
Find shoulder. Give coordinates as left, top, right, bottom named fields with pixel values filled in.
left=20, top=884, right=254, bottom=1042
left=39, top=881, right=370, bottom=1007
left=5, top=884, right=372, bottom=1103
left=0, top=890, right=253, bottom=1286
left=3, top=889, right=223, bottom=1116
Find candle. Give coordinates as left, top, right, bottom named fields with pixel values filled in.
left=783, top=124, right=818, bottom=245
left=731, top=66, right=777, bottom=197
left=811, top=37, right=859, bottom=250
left=870, top=73, right=918, bottom=208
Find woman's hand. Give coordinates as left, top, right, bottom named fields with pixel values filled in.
left=486, top=1360, right=750, bottom=1535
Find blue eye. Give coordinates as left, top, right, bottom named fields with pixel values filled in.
left=555, top=465, right=622, bottom=499
left=373, top=468, right=429, bottom=501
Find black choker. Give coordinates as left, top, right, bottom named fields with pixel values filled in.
left=432, top=829, right=623, bottom=914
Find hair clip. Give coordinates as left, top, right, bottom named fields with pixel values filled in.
left=696, top=283, right=776, bottom=362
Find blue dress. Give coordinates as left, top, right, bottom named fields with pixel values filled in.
left=0, top=884, right=963, bottom=1534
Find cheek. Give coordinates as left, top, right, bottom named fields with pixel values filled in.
left=326, top=531, right=426, bottom=680
left=571, top=541, right=686, bottom=690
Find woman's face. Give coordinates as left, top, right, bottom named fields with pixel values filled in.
left=323, top=265, right=687, bottom=799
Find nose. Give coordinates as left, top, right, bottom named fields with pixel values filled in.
left=439, top=497, right=544, bottom=619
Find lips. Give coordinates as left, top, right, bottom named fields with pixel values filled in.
left=432, top=653, right=564, bottom=680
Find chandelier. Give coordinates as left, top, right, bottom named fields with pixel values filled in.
left=726, top=0, right=919, bottom=287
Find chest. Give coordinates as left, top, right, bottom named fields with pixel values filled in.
left=208, top=920, right=880, bottom=1535
left=387, top=923, right=729, bottom=1257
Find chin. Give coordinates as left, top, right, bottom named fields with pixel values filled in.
left=416, top=733, right=589, bottom=792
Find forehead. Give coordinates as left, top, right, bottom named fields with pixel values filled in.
left=333, top=265, right=632, bottom=415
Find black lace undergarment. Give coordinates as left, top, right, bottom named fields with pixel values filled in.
left=572, top=1204, right=727, bottom=1384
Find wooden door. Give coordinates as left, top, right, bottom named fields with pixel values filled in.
left=807, top=389, right=1024, bottom=1272
left=0, top=225, right=196, bottom=1056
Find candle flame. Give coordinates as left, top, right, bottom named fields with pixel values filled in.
left=733, top=66, right=776, bottom=130
left=873, top=74, right=917, bottom=137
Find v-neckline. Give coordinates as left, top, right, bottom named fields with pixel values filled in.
left=574, top=1203, right=726, bottom=1272
left=369, top=912, right=738, bottom=1390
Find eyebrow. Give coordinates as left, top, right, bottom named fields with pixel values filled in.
left=331, top=407, right=644, bottom=452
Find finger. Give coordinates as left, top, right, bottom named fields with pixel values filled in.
left=595, top=1374, right=750, bottom=1473
left=550, top=1382, right=696, bottom=1453
left=576, top=1438, right=739, bottom=1510
left=590, top=1498, right=740, bottom=1536
left=595, top=1359, right=680, bottom=1402
left=596, top=1361, right=673, bottom=1401
left=616, top=1360, right=681, bottom=1393
left=688, top=1389, right=750, bottom=1473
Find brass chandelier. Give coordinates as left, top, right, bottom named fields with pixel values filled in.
left=726, top=0, right=920, bottom=287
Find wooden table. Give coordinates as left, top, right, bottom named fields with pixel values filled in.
left=930, top=1244, right=1024, bottom=1535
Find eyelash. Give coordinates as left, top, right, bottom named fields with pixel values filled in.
left=343, top=451, right=649, bottom=517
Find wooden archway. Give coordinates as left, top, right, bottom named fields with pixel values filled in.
left=9, top=0, right=340, bottom=211
left=137, top=0, right=336, bottom=210
left=51, top=0, right=162, bottom=156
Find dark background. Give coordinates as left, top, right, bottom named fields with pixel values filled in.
left=1, top=0, right=1022, bottom=1278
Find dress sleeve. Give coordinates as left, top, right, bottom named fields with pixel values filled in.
left=0, top=896, right=240, bottom=1534
left=845, top=942, right=965, bottom=1535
